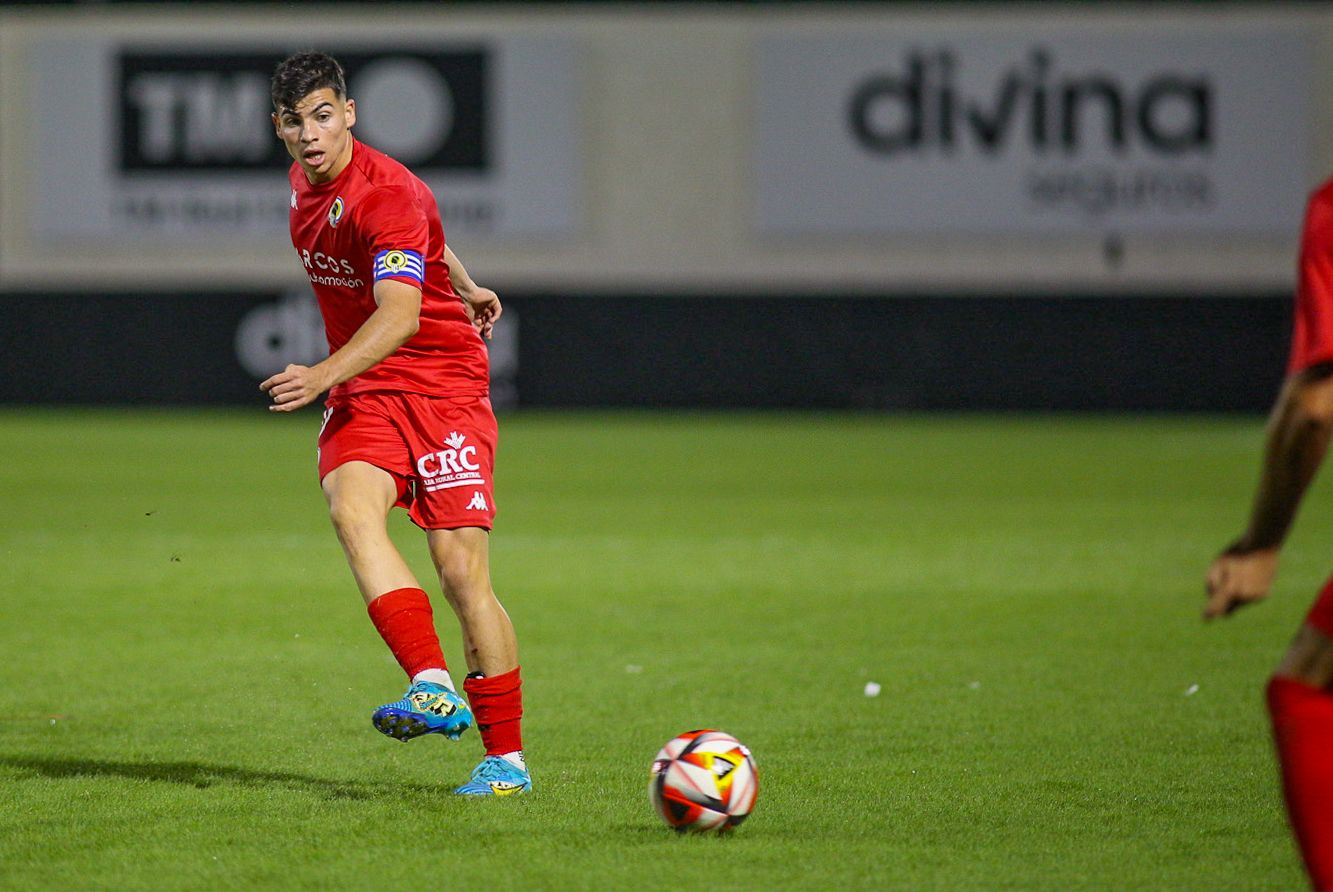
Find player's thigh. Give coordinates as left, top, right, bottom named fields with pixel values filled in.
left=322, top=461, right=402, bottom=529
left=318, top=397, right=414, bottom=521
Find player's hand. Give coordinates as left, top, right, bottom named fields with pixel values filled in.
left=1204, top=544, right=1279, bottom=620
left=260, top=363, right=331, bottom=413
left=462, top=287, right=502, bottom=340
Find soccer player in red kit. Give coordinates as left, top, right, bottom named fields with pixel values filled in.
left=1206, top=177, right=1333, bottom=888
left=262, top=51, right=529, bottom=796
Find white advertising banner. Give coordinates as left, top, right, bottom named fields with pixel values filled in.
left=29, top=37, right=580, bottom=242
left=755, top=28, right=1310, bottom=236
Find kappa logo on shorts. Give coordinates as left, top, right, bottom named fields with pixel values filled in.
left=417, top=431, right=486, bottom=493
left=467, top=492, right=488, bottom=511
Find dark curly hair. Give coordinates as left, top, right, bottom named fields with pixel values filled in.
left=271, top=51, right=347, bottom=114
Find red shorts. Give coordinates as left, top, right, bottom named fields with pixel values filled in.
left=1308, top=576, right=1333, bottom=637
left=317, top=392, right=497, bottom=531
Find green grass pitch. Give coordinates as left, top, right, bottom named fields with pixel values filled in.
left=0, top=408, right=1320, bottom=890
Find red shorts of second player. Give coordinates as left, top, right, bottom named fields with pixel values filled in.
left=317, top=392, right=498, bottom=531
left=1308, top=576, right=1333, bottom=637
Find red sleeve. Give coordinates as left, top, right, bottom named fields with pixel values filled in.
left=1289, top=185, right=1333, bottom=374
left=357, top=184, right=429, bottom=288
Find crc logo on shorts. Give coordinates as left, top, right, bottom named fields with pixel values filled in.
left=118, top=49, right=489, bottom=172
left=417, top=431, right=485, bottom=493
left=328, top=196, right=345, bottom=228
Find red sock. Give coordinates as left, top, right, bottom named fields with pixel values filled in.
left=366, top=587, right=447, bottom=680
left=1268, top=676, right=1333, bottom=891
left=464, top=667, right=523, bottom=756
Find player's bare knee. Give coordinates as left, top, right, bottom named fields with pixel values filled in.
left=325, top=493, right=383, bottom=541
left=324, top=493, right=357, bottom=531
left=428, top=531, right=489, bottom=597
left=1287, top=365, right=1333, bottom=428
left=435, top=557, right=488, bottom=604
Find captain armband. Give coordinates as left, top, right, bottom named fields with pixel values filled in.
left=373, top=249, right=425, bottom=285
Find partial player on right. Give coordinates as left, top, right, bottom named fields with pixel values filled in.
left=1206, top=177, right=1333, bottom=891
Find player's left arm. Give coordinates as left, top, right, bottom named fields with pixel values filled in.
left=262, top=279, right=421, bottom=412
left=1205, top=364, right=1333, bottom=618
left=443, top=243, right=501, bottom=340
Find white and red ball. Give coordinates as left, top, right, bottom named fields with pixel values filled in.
left=649, top=729, right=759, bottom=832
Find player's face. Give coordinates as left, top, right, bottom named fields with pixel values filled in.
left=272, top=88, right=357, bottom=184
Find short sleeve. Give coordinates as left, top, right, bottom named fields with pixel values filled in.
left=356, top=184, right=428, bottom=288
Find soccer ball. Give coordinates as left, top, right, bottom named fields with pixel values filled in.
left=649, top=729, right=759, bottom=832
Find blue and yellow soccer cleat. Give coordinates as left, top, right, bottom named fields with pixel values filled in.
left=455, top=755, right=532, bottom=796
left=372, top=680, right=473, bottom=742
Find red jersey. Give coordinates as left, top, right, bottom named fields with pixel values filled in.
left=287, top=139, right=489, bottom=401
left=1289, top=177, right=1333, bottom=374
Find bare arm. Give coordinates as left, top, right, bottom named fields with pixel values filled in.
left=261, top=279, right=421, bottom=412
left=444, top=244, right=501, bottom=340
left=1205, top=365, right=1333, bottom=618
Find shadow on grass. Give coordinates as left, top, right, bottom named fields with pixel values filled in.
left=0, top=754, right=443, bottom=802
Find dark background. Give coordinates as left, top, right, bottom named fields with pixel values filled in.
left=0, top=291, right=1290, bottom=411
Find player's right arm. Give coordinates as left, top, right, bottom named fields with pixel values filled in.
left=261, top=278, right=421, bottom=412
left=1206, top=365, right=1333, bottom=619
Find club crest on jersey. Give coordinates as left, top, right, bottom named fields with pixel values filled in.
left=328, top=196, right=345, bottom=228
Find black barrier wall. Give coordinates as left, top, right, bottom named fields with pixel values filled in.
left=0, top=292, right=1291, bottom=411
